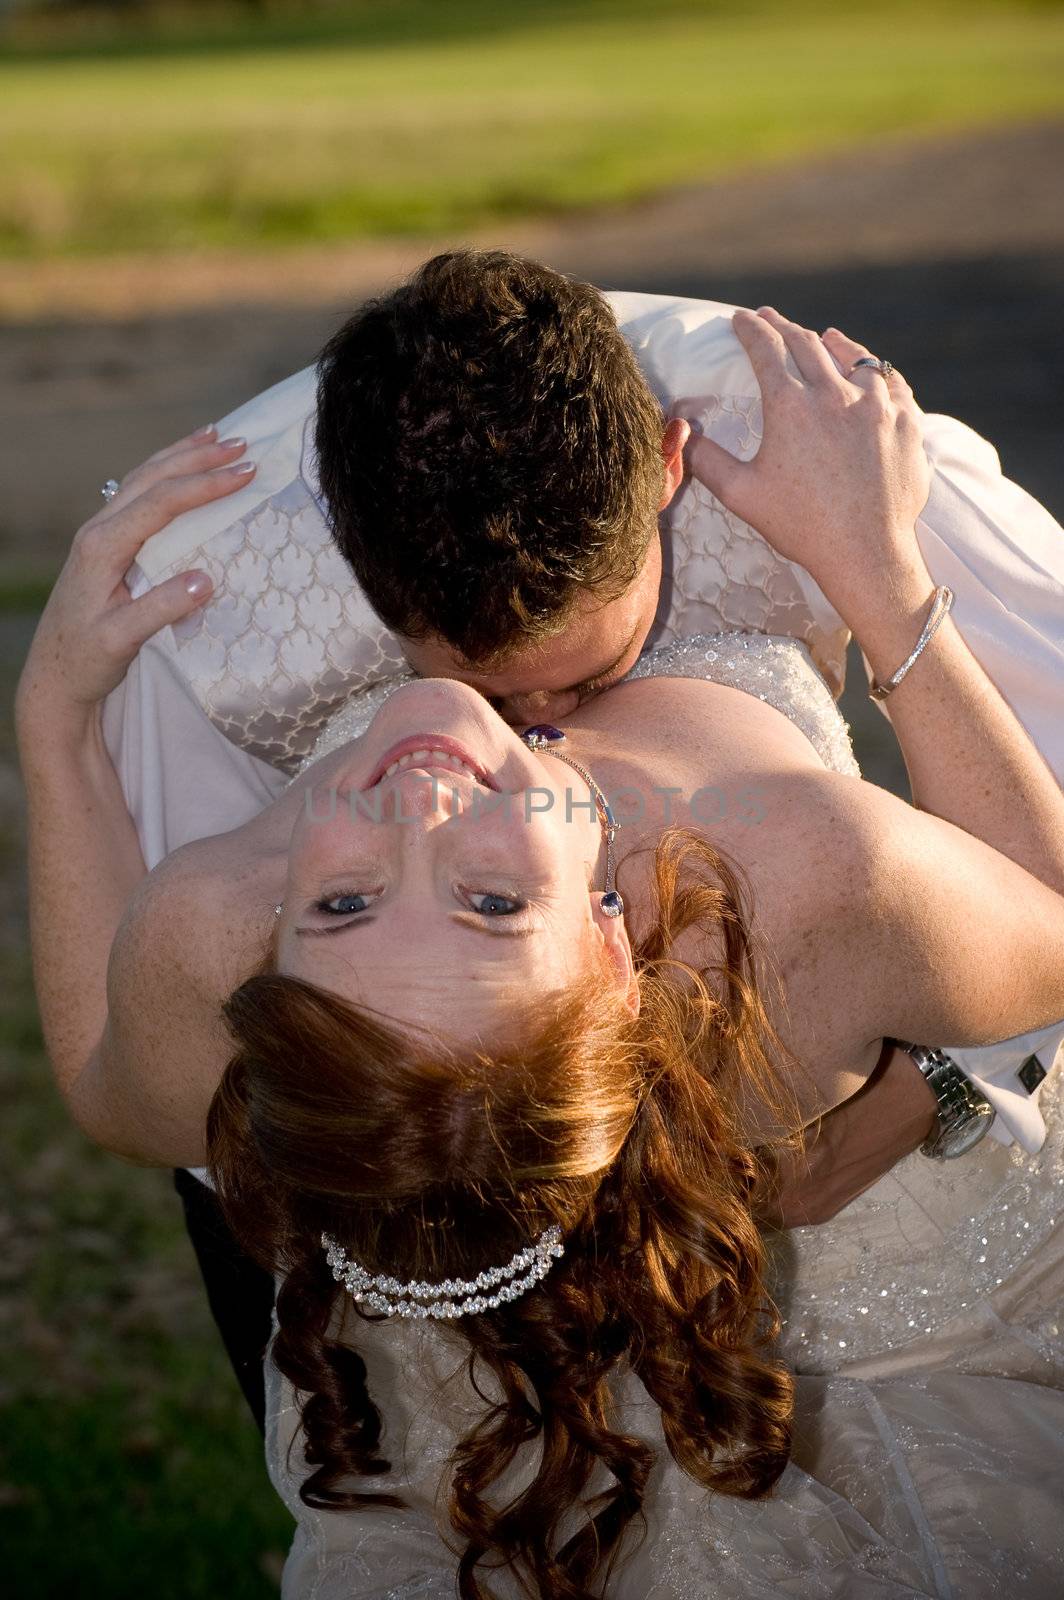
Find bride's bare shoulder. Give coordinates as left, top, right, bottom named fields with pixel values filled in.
left=136, top=806, right=293, bottom=1023
left=73, top=826, right=284, bottom=1167
left=582, top=673, right=835, bottom=772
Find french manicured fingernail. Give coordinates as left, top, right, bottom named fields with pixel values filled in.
left=183, top=571, right=212, bottom=598
left=224, top=460, right=256, bottom=475
left=192, top=423, right=217, bottom=439
left=218, top=435, right=246, bottom=449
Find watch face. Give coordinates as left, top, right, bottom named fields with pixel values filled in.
left=938, top=1109, right=995, bottom=1158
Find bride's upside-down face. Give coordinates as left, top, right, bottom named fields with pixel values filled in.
left=275, top=679, right=637, bottom=1041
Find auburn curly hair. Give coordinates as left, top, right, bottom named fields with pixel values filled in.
left=206, top=830, right=798, bottom=1598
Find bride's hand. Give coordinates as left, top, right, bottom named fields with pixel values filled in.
left=686, top=308, right=932, bottom=619
left=15, top=427, right=255, bottom=738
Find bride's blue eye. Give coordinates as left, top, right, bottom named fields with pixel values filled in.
left=315, top=891, right=372, bottom=916
left=466, top=891, right=526, bottom=917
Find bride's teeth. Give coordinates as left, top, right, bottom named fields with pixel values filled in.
left=378, top=747, right=482, bottom=784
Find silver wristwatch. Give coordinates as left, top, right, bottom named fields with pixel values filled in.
left=895, top=1041, right=997, bottom=1159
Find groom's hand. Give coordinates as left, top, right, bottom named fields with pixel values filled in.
left=765, top=1041, right=938, bottom=1228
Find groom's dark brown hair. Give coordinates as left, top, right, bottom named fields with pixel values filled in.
left=315, top=249, right=665, bottom=666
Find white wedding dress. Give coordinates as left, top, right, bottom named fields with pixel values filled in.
left=264, top=634, right=1064, bottom=1600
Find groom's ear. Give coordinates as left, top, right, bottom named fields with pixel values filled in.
left=658, top=418, right=691, bottom=511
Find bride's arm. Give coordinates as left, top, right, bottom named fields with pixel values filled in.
left=15, top=435, right=255, bottom=1148
left=689, top=308, right=1064, bottom=893
left=831, top=767, right=1064, bottom=1051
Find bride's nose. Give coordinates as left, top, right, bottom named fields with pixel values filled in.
left=496, top=686, right=581, bottom=727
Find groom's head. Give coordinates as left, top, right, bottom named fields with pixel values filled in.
left=315, top=250, right=687, bottom=722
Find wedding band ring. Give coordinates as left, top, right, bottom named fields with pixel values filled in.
left=848, top=357, right=895, bottom=379
left=100, top=478, right=121, bottom=501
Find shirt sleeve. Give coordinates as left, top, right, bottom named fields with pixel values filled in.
left=873, top=411, right=1064, bottom=786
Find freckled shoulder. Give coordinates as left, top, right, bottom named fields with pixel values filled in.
left=142, top=832, right=281, bottom=1005
left=71, top=811, right=295, bottom=1166
left=579, top=674, right=838, bottom=780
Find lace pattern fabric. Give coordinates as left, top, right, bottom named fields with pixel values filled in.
left=265, top=1326, right=1064, bottom=1599
left=654, top=396, right=850, bottom=697
left=148, top=463, right=408, bottom=777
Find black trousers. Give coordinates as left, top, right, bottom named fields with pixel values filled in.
left=173, top=1167, right=276, bottom=1436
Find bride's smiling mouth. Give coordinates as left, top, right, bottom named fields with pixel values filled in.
left=362, top=734, right=499, bottom=792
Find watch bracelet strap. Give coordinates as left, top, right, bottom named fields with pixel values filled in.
left=893, top=1039, right=997, bottom=1152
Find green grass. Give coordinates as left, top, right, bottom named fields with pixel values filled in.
left=0, top=955, right=294, bottom=1596
left=2, top=0, right=1063, bottom=260
left=0, top=627, right=293, bottom=1597
left=0, top=570, right=57, bottom=614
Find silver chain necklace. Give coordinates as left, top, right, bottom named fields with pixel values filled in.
left=520, top=724, right=623, bottom=917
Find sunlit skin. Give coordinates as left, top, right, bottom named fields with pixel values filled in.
left=398, top=418, right=690, bottom=725
left=276, top=678, right=640, bottom=1042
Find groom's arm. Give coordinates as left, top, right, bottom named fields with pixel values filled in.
left=765, top=1043, right=936, bottom=1227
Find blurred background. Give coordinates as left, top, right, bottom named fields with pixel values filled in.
left=1, top=1, right=1062, bottom=1593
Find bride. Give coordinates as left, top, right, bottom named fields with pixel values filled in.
left=17, top=310, right=1064, bottom=1597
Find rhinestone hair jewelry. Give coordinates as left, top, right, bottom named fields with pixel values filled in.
left=520, top=725, right=623, bottom=916
left=323, top=1223, right=565, bottom=1319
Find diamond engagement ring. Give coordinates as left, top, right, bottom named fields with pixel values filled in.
left=100, top=478, right=121, bottom=501
left=848, top=356, right=895, bottom=379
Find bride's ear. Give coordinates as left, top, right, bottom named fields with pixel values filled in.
left=590, top=894, right=641, bottom=1018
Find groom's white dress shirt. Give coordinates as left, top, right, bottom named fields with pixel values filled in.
left=100, top=293, right=1064, bottom=1158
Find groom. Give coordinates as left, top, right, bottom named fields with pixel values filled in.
left=109, top=248, right=1062, bottom=1430
left=311, top=249, right=690, bottom=727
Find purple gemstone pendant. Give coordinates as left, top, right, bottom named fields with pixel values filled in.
left=600, top=890, right=624, bottom=919
left=520, top=724, right=567, bottom=749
